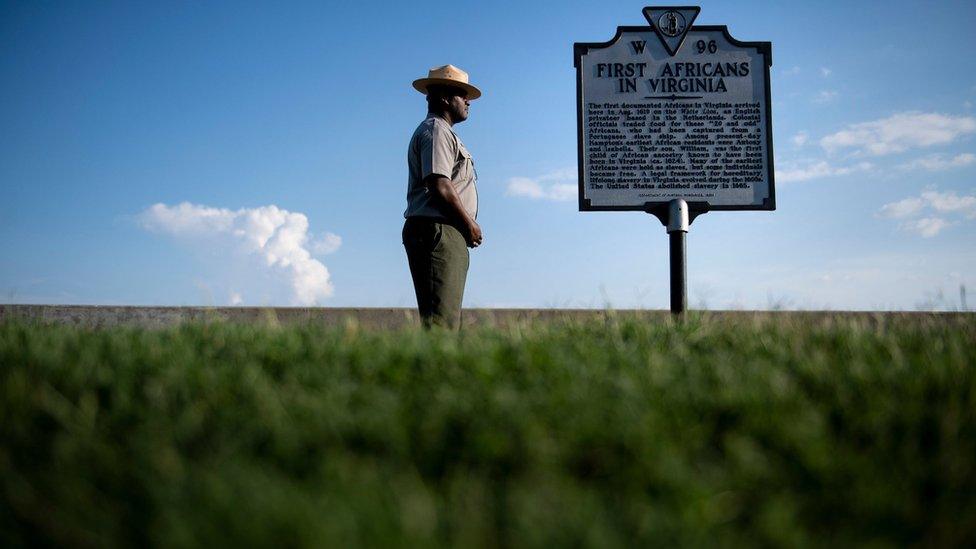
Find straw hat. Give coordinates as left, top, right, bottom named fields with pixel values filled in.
left=412, top=64, right=482, bottom=100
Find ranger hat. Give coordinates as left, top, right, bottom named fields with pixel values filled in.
left=412, top=64, right=482, bottom=100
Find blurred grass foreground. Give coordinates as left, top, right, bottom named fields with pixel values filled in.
left=1, top=313, right=974, bottom=547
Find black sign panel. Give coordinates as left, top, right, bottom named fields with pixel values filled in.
left=575, top=8, right=775, bottom=212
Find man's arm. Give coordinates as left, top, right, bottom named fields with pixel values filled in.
left=425, top=174, right=482, bottom=248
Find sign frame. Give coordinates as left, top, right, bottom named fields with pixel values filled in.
left=574, top=22, right=775, bottom=214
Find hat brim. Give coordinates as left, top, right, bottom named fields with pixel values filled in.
left=412, top=77, right=482, bottom=100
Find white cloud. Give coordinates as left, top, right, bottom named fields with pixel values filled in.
left=506, top=177, right=546, bottom=199
left=506, top=168, right=578, bottom=202
left=922, top=189, right=976, bottom=216
left=813, top=90, right=838, bottom=104
left=775, top=160, right=873, bottom=183
left=897, top=153, right=975, bottom=171
left=791, top=131, right=809, bottom=147
left=879, top=197, right=925, bottom=219
left=781, top=66, right=801, bottom=76
left=821, top=112, right=976, bottom=156
left=880, top=189, right=976, bottom=218
left=820, top=67, right=832, bottom=77
left=546, top=184, right=578, bottom=201
left=903, top=217, right=950, bottom=238
left=229, top=292, right=243, bottom=305
left=878, top=188, right=976, bottom=237
left=139, top=202, right=338, bottom=305
left=311, top=232, right=342, bottom=255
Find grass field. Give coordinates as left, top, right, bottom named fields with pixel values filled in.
left=1, top=313, right=974, bottom=547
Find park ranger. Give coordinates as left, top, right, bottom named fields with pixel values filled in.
left=403, top=65, right=482, bottom=329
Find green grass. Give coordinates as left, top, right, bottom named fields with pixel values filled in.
left=1, top=313, right=974, bottom=547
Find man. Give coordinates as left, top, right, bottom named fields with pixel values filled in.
left=403, top=65, right=483, bottom=329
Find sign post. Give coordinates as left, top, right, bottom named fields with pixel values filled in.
left=667, top=198, right=689, bottom=313
left=574, top=6, right=774, bottom=316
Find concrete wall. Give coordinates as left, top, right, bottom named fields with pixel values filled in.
left=2, top=304, right=965, bottom=330
left=0, top=304, right=662, bottom=330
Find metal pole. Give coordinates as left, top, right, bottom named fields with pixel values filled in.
left=666, top=199, right=689, bottom=316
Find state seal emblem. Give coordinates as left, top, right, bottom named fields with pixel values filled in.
left=658, top=11, right=687, bottom=37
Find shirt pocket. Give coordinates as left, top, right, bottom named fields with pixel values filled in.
left=455, top=146, right=473, bottom=181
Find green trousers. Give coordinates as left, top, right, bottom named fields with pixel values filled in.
left=403, top=217, right=469, bottom=330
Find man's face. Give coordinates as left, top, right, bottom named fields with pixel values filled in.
left=444, top=88, right=470, bottom=123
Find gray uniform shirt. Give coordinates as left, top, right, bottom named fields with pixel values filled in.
left=404, top=115, right=478, bottom=220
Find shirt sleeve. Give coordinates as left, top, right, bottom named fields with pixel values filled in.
left=420, top=121, right=458, bottom=180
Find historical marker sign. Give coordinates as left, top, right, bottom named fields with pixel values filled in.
left=575, top=6, right=775, bottom=212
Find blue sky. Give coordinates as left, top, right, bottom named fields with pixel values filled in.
left=2, top=0, right=975, bottom=310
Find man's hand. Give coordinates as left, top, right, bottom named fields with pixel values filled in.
left=426, top=175, right=483, bottom=249
left=466, top=220, right=483, bottom=248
